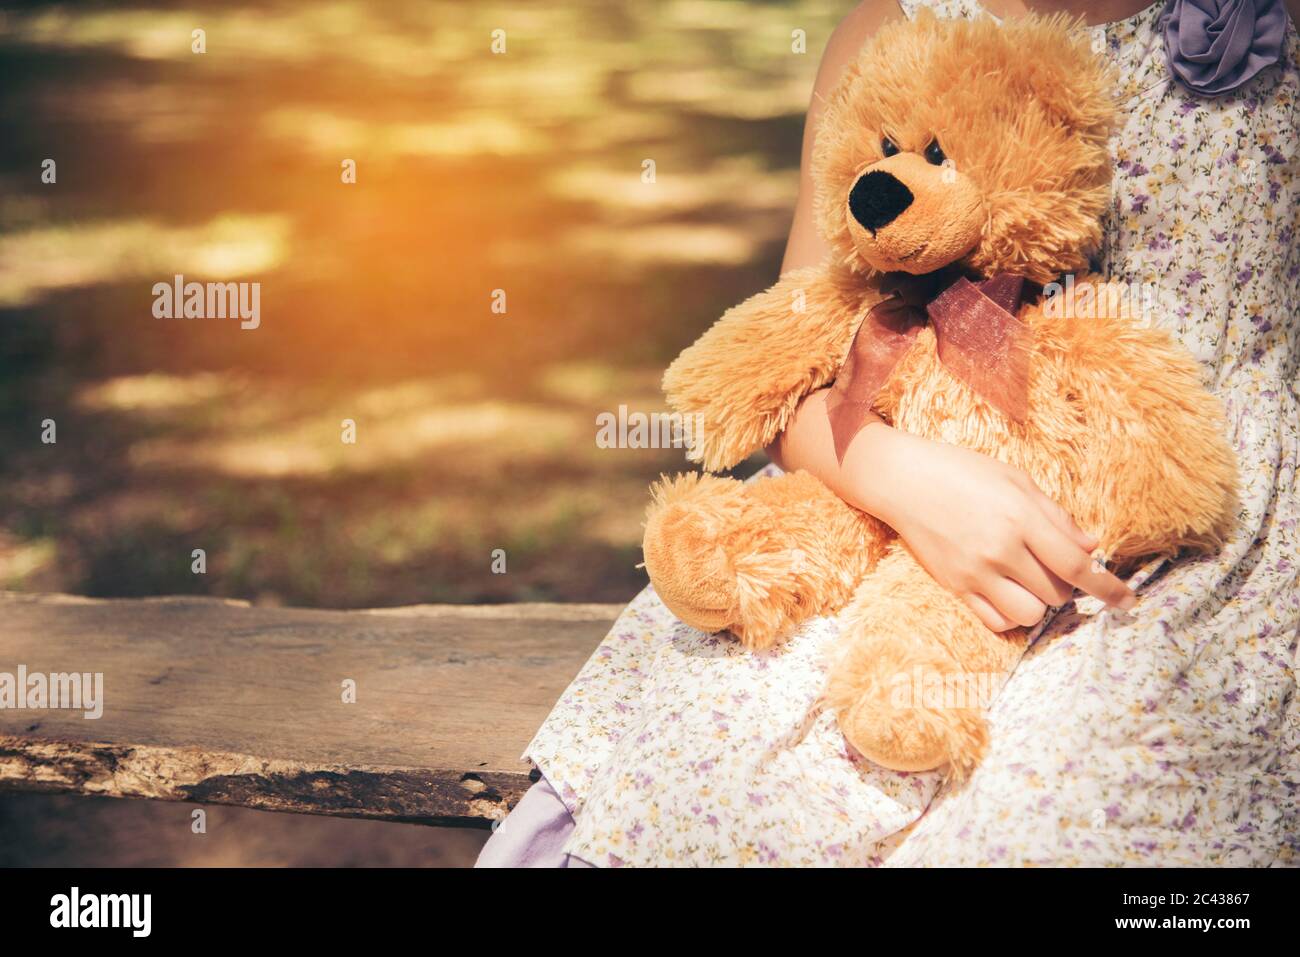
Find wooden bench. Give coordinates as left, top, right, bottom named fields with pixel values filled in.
left=0, top=592, right=617, bottom=827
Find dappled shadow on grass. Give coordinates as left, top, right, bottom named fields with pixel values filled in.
left=0, top=355, right=730, bottom=605
left=0, top=0, right=821, bottom=604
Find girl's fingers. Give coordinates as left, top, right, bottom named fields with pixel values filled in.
left=1027, top=520, right=1136, bottom=610
left=1004, top=546, right=1075, bottom=607
left=963, top=592, right=1015, bottom=632
left=983, top=577, right=1049, bottom=628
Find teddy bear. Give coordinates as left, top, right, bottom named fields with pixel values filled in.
left=641, top=11, right=1239, bottom=777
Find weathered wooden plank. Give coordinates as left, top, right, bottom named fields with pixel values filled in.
left=0, top=593, right=618, bottom=827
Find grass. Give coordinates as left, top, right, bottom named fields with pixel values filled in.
left=0, top=0, right=831, bottom=607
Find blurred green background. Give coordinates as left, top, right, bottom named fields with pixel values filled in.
left=0, top=0, right=844, bottom=609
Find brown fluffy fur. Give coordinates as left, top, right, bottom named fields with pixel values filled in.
left=643, top=13, right=1239, bottom=777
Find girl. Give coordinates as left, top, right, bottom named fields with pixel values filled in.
left=480, top=0, right=1299, bottom=867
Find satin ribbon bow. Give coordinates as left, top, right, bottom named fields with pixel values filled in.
left=825, top=269, right=1034, bottom=463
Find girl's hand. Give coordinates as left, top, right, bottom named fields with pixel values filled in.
left=770, top=390, right=1137, bottom=631
left=863, top=427, right=1136, bottom=632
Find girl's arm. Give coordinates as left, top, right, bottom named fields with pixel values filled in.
left=766, top=0, right=1135, bottom=631
left=778, top=0, right=900, bottom=274
left=663, top=262, right=869, bottom=472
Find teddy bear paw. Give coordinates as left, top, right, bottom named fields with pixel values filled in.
left=839, top=696, right=981, bottom=775
left=833, top=671, right=988, bottom=778
left=643, top=476, right=743, bottom=637
left=643, top=473, right=813, bottom=650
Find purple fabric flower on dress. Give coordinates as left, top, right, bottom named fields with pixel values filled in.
left=1160, top=0, right=1287, bottom=96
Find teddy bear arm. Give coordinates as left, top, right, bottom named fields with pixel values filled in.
left=662, top=262, right=871, bottom=472
left=1060, top=318, right=1239, bottom=560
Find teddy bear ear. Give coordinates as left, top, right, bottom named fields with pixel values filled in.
left=1001, top=14, right=1118, bottom=140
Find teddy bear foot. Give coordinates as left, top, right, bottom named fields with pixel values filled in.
left=644, top=473, right=806, bottom=650
left=644, top=471, right=875, bottom=651
left=828, top=638, right=989, bottom=778
left=643, top=473, right=745, bottom=639
left=837, top=685, right=988, bottom=777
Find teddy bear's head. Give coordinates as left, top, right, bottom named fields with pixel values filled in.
left=813, top=12, right=1115, bottom=286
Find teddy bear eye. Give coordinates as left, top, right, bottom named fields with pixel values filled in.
left=924, top=139, right=946, bottom=166
left=880, top=136, right=900, bottom=158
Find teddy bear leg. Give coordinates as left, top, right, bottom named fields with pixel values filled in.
left=828, top=545, right=1028, bottom=777
left=643, top=470, right=888, bottom=650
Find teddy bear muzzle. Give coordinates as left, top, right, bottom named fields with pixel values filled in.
left=845, top=151, right=985, bottom=276
left=848, top=170, right=914, bottom=233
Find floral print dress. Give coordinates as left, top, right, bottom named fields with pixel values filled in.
left=523, top=0, right=1300, bottom=866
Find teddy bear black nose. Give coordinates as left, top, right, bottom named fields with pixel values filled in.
left=848, top=171, right=914, bottom=233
